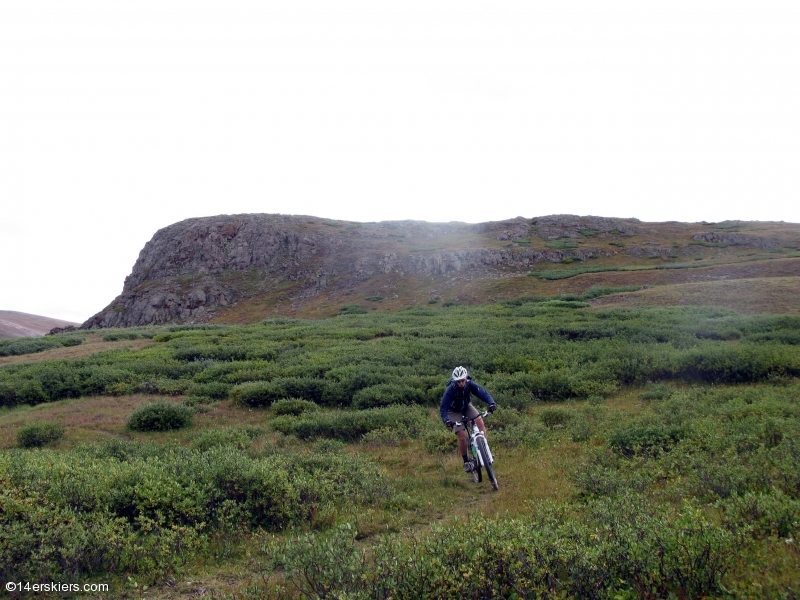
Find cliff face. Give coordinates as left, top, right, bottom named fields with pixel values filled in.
left=82, top=214, right=798, bottom=328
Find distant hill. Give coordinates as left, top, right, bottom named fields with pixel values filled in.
left=82, top=214, right=800, bottom=328
left=0, top=311, right=80, bottom=339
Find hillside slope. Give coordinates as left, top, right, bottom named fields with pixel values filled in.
left=83, top=214, right=800, bottom=328
left=0, top=311, right=79, bottom=339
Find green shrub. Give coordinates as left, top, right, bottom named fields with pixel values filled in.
left=17, top=380, right=49, bottom=405
left=1, top=306, right=799, bottom=442
left=609, top=424, right=684, bottom=457
left=639, top=382, right=674, bottom=400
left=581, top=285, right=642, bottom=299
left=491, top=421, right=547, bottom=448
left=311, top=438, right=346, bottom=454
left=422, top=428, right=458, bottom=454
left=719, top=491, right=800, bottom=538
left=0, top=336, right=82, bottom=357
left=190, top=427, right=256, bottom=452
left=278, top=377, right=327, bottom=403
left=272, top=398, right=321, bottom=416
left=230, top=378, right=327, bottom=407
left=127, top=400, right=193, bottom=432
left=262, top=496, right=740, bottom=600
left=138, top=378, right=192, bottom=396
left=188, top=381, right=232, bottom=399
left=493, top=390, right=537, bottom=410
left=0, top=440, right=393, bottom=582
left=230, top=381, right=282, bottom=407
left=103, top=332, right=141, bottom=341
left=361, top=426, right=403, bottom=447
left=352, top=383, right=426, bottom=409
left=270, top=405, right=429, bottom=442
left=339, top=304, right=367, bottom=315
left=17, top=421, right=65, bottom=447
left=569, top=416, right=592, bottom=442
left=182, top=395, right=216, bottom=408
left=539, top=407, right=573, bottom=429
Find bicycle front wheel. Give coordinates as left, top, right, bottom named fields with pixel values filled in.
left=469, top=445, right=482, bottom=483
left=476, top=437, right=498, bottom=490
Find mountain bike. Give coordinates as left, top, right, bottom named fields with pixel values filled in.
left=457, top=410, right=499, bottom=490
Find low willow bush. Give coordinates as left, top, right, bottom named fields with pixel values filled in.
left=272, top=398, right=321, bottom=416
left=639, top=382, right=674, bottom=400
left=230, top=381, right=282, bottom=406
left=0, top=439, right=394, bottom=582
left=539, top=407, right=573, bottom=429
left=260, top=495, right=743, bottom=599
left=189, top=426, right=263, bottom=452
left=188, top=381, right=232, bottom=399
left=138, top=377, right=192, bottom=395
left=231, top=378, right=328, bottom=407
left=351, top=383, right=427, bottom=409
left=16, top=421, right=65, bottom=448
left=2, top=306, right=799, bottom=410
left=421, top=428, right=458, bottom=454
left=0, top=335, right=82, bottom=357
left=361, top=426, right=403, bottom=447
left=574, top=384, right=800, bottom=506
left=270, top=405, right=434, bottom=442
left=608, top=424, right=685, bottom=457
left=103, top=331, right=143, bottom=341
left=127, top=400, right=194, bottom=432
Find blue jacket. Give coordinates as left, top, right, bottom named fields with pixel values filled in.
left=440, top=377, right=496, bottom=423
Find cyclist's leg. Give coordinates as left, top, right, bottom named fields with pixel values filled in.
left=448, top=409, right=469, bottom=457
left=456, top=429, right=468, bottom=456
left=449, top=409, right=475, bottom=472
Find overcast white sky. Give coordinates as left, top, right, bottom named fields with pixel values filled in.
left=2, top=1, right=799, bottom=323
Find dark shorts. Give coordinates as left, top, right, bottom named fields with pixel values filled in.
left=448, top=404, right=480, bottom=433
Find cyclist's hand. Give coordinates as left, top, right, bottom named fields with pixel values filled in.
left=444, top=419, right=456, bottom=429
left=488, top=404, right=497, bottom=413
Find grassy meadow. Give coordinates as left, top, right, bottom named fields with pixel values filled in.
left=1, top=298, right=799, bottom=598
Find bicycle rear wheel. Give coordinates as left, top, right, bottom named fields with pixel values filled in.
left=476, top=437, right=498, bottom=490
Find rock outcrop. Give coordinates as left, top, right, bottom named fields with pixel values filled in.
left=82, top=214, right=798, bottom=328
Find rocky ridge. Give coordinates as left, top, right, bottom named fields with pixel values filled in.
left=83, top=214, right=798, bottom=328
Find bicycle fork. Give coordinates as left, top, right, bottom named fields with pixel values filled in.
left=470, top=426, right=494, bottom=466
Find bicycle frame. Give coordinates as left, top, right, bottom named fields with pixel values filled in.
left=464, top=411, right=494, bottom=468
left=456, top=410, right=498, bottom=489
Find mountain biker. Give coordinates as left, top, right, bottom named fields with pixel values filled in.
left=440, top=366, right=497, bottom=473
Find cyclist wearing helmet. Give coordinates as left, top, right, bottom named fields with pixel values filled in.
left=440, top=366, right=497, bottom=473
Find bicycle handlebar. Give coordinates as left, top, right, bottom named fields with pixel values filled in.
left=454, top=410, right=490, bottom=427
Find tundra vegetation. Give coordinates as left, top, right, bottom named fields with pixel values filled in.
left=0, top=300, right=798, bottom=598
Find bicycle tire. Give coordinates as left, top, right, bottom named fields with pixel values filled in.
left=469, top=445, right=482, bottom=483
left=476, top=437, right=498, bottom=490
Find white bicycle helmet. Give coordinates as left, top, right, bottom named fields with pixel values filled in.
left=452, top=366, right=469, bottom=381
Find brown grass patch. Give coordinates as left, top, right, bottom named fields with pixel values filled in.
left=590, top=276, right=800, bottom=314
left=0, top=397, right=277, bottom=450
left=0, top=394, right=154, bottom=449
left=472, top=256, right=799, bottom=305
